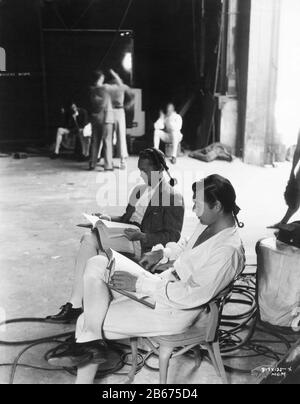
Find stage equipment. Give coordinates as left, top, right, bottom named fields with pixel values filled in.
left=126, top=89, right=145, bottom=138
left=257, top=237, right=300, bottom=328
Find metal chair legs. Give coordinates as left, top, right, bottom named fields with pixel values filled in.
left=205, top=342, right=229, bottom=384
left=126, top=338, right=138, bottom=384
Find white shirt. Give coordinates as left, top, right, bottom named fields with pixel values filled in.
left=136, top=225, right=245, bottom=310
left=154, top=112, right=183, bottom=134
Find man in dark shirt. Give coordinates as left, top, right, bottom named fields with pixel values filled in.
left=46, top=148, right=185, bottom=324
left=51, top=103, right=89, bottom=159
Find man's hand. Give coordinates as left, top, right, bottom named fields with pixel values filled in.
left=110, top=69, right=123, bottom=85
left=159, top=110, right=165, bottom=119
left=92, top=213, right=111, bottom=221
left=124, top=229, right=146, bottom=242
left=139, top=250, right=164, bottom=272
left=110, top=272, right=137, bottom=292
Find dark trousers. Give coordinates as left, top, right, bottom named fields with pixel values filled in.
left=90, top=115, right=104, bottom=169
left=90, top=115, right=114, bottom=169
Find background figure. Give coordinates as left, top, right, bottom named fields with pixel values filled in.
left=52, top=103, right=89, bottom=159
left=51, top=106, right=69, bottom=159
left=153, top=103, right=183, bottom=165
left=106, top=69, right=135, bottom=170
left=89, top=71, right=114, bottom=171
left=269, top=131, right=300, bottom=228
left=70, top=103, right=90, bottom=160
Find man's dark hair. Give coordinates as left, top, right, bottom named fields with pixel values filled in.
left=91, top=70, right=104, bottom=85
left=139, top=148, right=177, bottom=187
left=192, top=174, right=244, bottom=228
left=139, top=148, right=166, bottom=171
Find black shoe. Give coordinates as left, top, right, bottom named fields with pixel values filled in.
left=47, top=342, right=93, bottom=368
left=48, top=340, right=108, bottom=368
left=45, top=303, right=83, bottom=324
left=50, top=153, right=59, bottom=160
left=78, top=155, right=89, bottom=162
left=88, top=164, right=95, bottom=171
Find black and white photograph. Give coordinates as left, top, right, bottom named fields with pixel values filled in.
left=0, top=0, right=300, bottom=387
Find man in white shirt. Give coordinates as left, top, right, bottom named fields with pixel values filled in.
left=48, top=175, right=245, bottom=385
left=153, top=103, right=183, bottom=164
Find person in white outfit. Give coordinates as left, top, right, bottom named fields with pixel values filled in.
left=154, top=103, right=183, bottom=165
left=48, top=174, right=245, bottom=385
left=106, top=69, right=135, bottom=170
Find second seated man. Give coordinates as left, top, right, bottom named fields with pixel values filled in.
left=46, top=148, right=184, bottom=324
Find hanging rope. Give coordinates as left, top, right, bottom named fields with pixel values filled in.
left=71, top=0, right=98, bottom=29
left=52, top=1, right=70, bottom=30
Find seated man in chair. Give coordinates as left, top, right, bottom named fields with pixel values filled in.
left=48, top=175, right=245, bottom=384
left=46, top=148, right=184, bottom=324
left=153, top=103, right=183, bottom=165
left=51, top=102, right=90, bottom=160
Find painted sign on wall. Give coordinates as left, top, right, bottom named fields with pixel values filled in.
left=0, top=47, right=6, bottom=71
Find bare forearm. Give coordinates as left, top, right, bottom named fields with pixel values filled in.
left=110, top=69, right=123, bottom=86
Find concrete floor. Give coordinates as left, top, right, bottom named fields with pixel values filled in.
left=0, top=154, right=297, bottom=384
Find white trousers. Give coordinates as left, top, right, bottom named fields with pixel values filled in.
left=55, top=127, right=70, bottom=154
left=113, top=109, right=128, bottom=159
left=75, top=252, right=201, bottom=342
left=70, top=232, right=139, bottom=309
left=154, top=129, right=183, bottom=158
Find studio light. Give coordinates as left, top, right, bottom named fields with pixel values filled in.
left=122, top=52, right=132, bottom=72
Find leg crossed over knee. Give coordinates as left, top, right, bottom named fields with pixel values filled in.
left=84, top=256, right=108, bottom=282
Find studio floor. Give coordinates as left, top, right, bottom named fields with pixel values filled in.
left=0, top=154, right=297, bottom=384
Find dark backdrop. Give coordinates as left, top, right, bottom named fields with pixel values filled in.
left=44, top=30, right=133, bottom=133
left=0, top=0, right=224, bottom=148
left=0, top=0, right=44, bottom=145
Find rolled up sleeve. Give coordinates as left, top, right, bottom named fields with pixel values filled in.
left=136, top=247, right=243, bottom=310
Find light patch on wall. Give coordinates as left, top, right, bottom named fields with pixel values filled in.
left=122, top=52, right=132, bottom=72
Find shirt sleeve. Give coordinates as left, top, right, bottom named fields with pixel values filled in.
left=154, top=117, right=165, bottom=130
left=151, top=238, right=188, bottom=263
left=163, top=238, right=188, bottom=260
left=169, top=114, right=183, bottom=132
left=136, top=247, right=243, bottom=310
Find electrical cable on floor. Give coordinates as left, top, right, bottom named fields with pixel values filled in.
left=1, top=270, right=299, bottom=383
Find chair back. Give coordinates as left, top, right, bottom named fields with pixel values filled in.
left=204, top=281, right=235, bottom=343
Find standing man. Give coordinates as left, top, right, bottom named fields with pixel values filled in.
left=269, top=131, right=300, bottom=228
left=89, top=71, right=114, bottom=171
left=106, top=69, right=135, bottom=170
left=153, top=103, right=183, bottom=165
